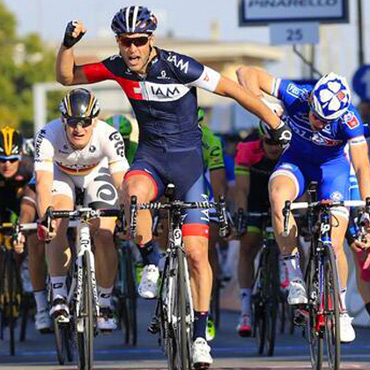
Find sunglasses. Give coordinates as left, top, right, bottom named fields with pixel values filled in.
left=65, top=117, right=93, bottom=128
left=0, top=156, right=21, bottom=163
left=118, top=36, right=150, bottom=48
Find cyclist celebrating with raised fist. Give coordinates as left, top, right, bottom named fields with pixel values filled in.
left=55, top=7, right=285, bottom=367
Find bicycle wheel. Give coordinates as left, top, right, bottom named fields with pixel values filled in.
left=7, top=253, right=17, bottom=356
left=306, top=253, right=323, bottom=370
left=54, top=319, right=66, bottom=365
left=324, top=246, right=340, bottom=370
left=19, top=292, right=32, bottom=341
left=210, top=278, right=220, bottom=330
left=174, top=246, right=191, bottom=370
left=120, top=245, right=137, bottom=346
left=76, top=252, right=95, bottom=370
left=265, top=243, right=279, bottom=357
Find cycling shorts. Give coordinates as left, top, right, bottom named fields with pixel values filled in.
left=271, top=152, right=350, bottom=202
left=126, top=147, right=209, bottom=237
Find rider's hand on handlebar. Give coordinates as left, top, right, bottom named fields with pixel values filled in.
left=37, top=207, right=57, bottom=242
left=359, top=211, right=370, bottom=232
left=63, top=20, right=86, bottom=48
left=13, top=232, right=25, bottom=254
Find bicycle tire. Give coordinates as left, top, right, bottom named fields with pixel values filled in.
left=265, top=243, right=279, bottom=357
left=54, top=319, right=66, bottom=365
left=120, top=245, right=137, bottom=346
left=7, top=252, right=16, bottom=356
left=252, top=251, right=266, bottom=355
left=176, top=246, right=191, bottom=370
left=324, top=246, right=340, bottom=370
left=210, top=278, right=220, bottom=330
left=279, top=295, right=286, bottom=334
left=19, top=293, right=32, bottom=342
left=76, top=252, right=94, bottom=370
left=0, top=251, right=5, bottom=341
left=306, top=251, right=323, bottom=370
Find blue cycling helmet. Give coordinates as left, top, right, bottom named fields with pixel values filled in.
left=309, top=72, right=351, bottom=121
left=111, top=6, right=158, bottom=35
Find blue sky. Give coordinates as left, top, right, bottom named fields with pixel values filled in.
left=4, top=0, right=269, bottom=43
left=4, top=0, right=370, bottom=85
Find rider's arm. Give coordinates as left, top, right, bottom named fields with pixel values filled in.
left=35, top=170, right=53, bottom=219
left=19, top=186, right=37, bottom=223
left=214, top=76, right=280, bottom=129
left=210, top=168, right=227, bottom=201
left=203, top=127, right=227, bottom=199
left=234, top=171, right=250, bottom=211
left=236, top=66, right=275, bottom=98
left=56, top=21, right=89, bottom=85
left=349, top=138, right=370, bottom=200
left=56, top=46, right=89, bottom=85
left=103, top=124, right=130, bottom=196
left=34, top=128, right=55, bottom=218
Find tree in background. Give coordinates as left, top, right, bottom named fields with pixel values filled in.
left=0, top=1, right=61, bottom=136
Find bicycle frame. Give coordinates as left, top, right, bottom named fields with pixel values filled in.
left=165, top=205, right=194, bottom=329
left=70, top=221, right=100, bottom=327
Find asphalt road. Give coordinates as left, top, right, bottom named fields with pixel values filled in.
left=1, top=298, right=370, bottom=370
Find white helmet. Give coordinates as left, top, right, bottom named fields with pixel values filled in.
left=309, top=72, right=351, bottom=121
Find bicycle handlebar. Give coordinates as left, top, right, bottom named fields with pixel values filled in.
left=46, top=207, right=121, bottom=220
left=129, top=195, right=231, bottom=239
left=282, top=198, right=370, bottom=236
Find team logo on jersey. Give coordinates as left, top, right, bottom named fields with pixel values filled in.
left=311, top=133, right=341, bottom=146
left=167, top=54, right=189, bottom=74
left=343, top=111, right=359, bottom=129
left=286, top=83, right=301, bottom=98
left=157, top=70, right=170, bottom=80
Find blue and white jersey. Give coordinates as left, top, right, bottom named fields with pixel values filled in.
left=272, top=79, right=365, bottom=164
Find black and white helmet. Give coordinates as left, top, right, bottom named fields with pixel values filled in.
left=60, top=88, right=100, bottom=119
left=111, top=6, right=158, bottom=35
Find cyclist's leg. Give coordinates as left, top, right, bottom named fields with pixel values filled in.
left=18, top=187, right=50, bottom=331
left=46, top=168, right=74, bottom=318
left=237, top=224, right=262, bottom=336
left=123, top=161, right=164, bottom=299
left=347, top=172, right=370, bottom=314
left=181, top=174, right=213, bottom=366
left=269, top=160, right=307, bottom=304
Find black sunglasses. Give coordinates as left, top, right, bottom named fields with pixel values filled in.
left=0, top=156, right=20, bottom=163
left=65, top=117, right=93, bottom=128
left=118, top=36, right=149, bottom=48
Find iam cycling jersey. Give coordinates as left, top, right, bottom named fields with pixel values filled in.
left=271, top=79, right=365, bottom=202
left=0, top=155, right=33, bottom=222
left=81, top=48, right=221, bottom=235
left=34, top=119, right=129, bottom=175
left=82, top=48, right=221, bottom=151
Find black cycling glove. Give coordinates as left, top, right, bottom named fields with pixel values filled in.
left=63, top=21, right=85, bottom=48
left=270, top=120, right=292, bottom=148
